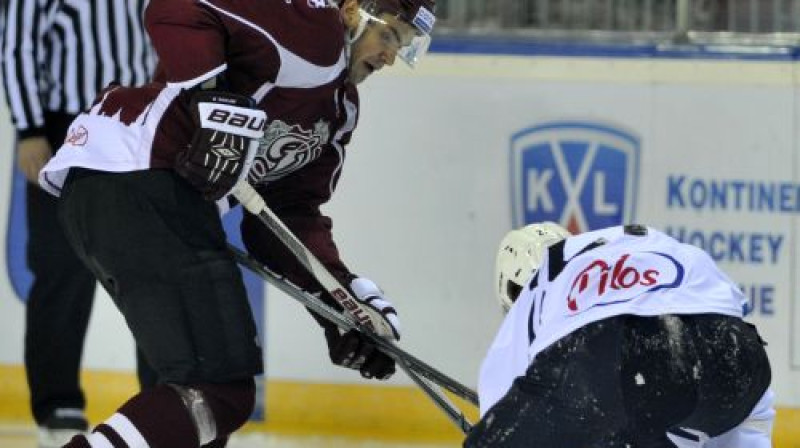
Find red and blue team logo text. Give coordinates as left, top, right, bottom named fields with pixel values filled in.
left=566, top=251, right=684, bottom=314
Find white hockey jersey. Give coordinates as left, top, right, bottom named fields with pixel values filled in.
left=478, top=225, right=746, bottom=416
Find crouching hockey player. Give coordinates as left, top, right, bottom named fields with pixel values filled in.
left=465, top=223, right=774, bottom=447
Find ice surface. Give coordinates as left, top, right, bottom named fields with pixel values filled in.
left=0, top=423, right=458, bottom=448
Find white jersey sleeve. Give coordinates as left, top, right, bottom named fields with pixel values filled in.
left=477, top=290, right=536, bottom=416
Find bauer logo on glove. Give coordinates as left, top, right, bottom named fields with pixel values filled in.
left=176, top=90, right=267, bottom=201
left=197, top=100, right=267, bottom=138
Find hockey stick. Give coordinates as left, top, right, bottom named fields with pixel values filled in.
left=398, top=357, right=475, bottom=434
left=232, top=181, right=397, bottom=339
left=229, top=244, right=474, bottom=433
left=229, top=182, right=477, bottom=425
left=230, top=181, right=477, bottom=403
left=229, top=244, right=476, bottom=401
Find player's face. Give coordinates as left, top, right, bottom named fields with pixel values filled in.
left=348, top=14, right=416, bottom=84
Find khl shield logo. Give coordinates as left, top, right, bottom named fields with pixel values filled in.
left=510, top=121, right=639, bottom=233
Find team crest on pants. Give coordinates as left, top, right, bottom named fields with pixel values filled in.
left=510, top=121, right=640, bottom=233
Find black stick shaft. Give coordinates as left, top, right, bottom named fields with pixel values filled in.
left=229, top=244, right=477, bottom=433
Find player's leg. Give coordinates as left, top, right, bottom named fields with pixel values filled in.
left=58, top=169, right=263, bottom=447
left=25, top=182, right=95, bottom=421
left=702, top=388, right=774, bottom=448
left=82, top=380, right=254, bottom=448
left=24, top=112, right=96, bottom=446
left=671, top=315, right=771, bottom=441
left=618, top=315, right=698, bottom=447
left=464, top=316, right=630, bottom=447
left=132, top=332, right=235, bottom=448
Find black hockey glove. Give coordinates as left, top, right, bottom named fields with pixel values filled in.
left=319, top=277, right=400, bottom=380
left=324, top=328, right=396, bottom=380
left=175, top=91, right=266, bottom=201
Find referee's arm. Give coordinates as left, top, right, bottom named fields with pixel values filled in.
left=1, top=0, right=52, bottom=139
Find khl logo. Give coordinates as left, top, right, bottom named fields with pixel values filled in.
left=510, top=121, right=640, bottom=233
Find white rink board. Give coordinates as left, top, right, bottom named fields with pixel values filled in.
left=0, top=53, right=798, bottom=405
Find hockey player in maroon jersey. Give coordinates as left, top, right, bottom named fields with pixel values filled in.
left=38, top=0, right=436, bottom=447
left=465, top=223, right=774, bottom=447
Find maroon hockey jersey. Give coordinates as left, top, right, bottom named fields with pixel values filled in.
left=40, top=0, right=361, bottom=289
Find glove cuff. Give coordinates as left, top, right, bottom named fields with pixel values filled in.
left=350, top=277, right=382, bottom=299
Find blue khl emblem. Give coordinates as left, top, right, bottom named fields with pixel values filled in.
left=510, top=121, right=640, bottom=233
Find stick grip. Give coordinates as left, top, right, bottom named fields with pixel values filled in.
left=232, top=181, right=265, bottom=215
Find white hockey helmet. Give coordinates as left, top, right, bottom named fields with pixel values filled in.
left=495, top=222, right=571, bottom=313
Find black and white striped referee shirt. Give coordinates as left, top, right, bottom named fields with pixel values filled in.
left=1, top=0, right=156, bottom=138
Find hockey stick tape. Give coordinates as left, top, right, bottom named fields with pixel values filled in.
left=232, top=181, right=265, bottom=215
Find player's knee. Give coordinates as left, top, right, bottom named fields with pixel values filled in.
left=170, top=378, right=255, bottom=444
left=198, top=378, right=256, bottom=434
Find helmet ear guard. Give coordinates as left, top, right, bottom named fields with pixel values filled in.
left=494, top=222, right=571, bottom=313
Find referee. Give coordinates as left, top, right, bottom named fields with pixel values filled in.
left=0, top=1, right=155, bottom=446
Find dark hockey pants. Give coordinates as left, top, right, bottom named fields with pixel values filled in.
left=58, top=169, right=262, bottom=446
left=58, top=168, right=263, bottom=384
left=464, top=314, right=771, bottom=448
